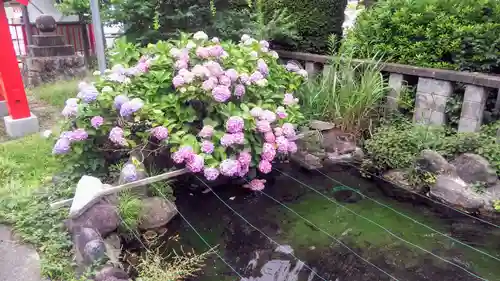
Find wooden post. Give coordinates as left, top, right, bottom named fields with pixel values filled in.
left=0, top=2, right=31, bottom=120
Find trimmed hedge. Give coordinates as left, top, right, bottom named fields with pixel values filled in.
left=343, top=0, right=500, bottom=73
left=267, top=0, right=347, bottom=53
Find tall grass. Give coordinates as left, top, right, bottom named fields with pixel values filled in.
left=298, top=35, right=389, bottom=135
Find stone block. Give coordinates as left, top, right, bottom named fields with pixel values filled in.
left=415, top=92, right=448, bottom=112
left=458, top=118, right=481, bottom=133
left=3, top=113, right=40, bottom=138
left=457, top=84, right=487, bottom=133
left=414, top=106, right=446, bottom=125
left=387, top=73, right=404, bottom=110
left=305, top=62, right=319, bottom=77
left=416, top=77, right=453, bottom=96
left=32, top=35, right=65, bottom=46
left=0, top=101, right=8, bottom=117
left=460, top=100, right=484, bottom=120
left=29, top=45, right=75, bottom=57
left=24, top=56, right=87, bottom=87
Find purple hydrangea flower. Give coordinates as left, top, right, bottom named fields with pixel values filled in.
left=219, top=75, right=232, bottom=86
left=68, top=128, right=88, bottom=142
left=232, top=132, right=245, bottom=145
left=219, top=159, right=240, bottom=177
left=204, top=61, right=224, bottom=77
left=276, top=106, right=288, bottom=119
left=212, top=85, right=231, bottom=102
left=198, top=125, right=214, bottom=138
left=62, top=104, right=78, bottom=117
left=264, top=132, right=275, bottom=143
left=260, top=110, right=277, bottom=123
left=282, top=123, right=296, bottom=138
left=109, top=127, right=127, bottom=146
left=288, top=140, right=298, bottom=153
left=257, top=59, right=269, bottom=76
left=239, top=73, right=250, bottom=85
left=52, top=137, right=71, bottom=155
left=258, top=160, right=272, bottom=174
left=226, top=116, right=244, bottom=133
left=276, top=136, right=288, bottom=153
left=172, top=146, right=194, bottom=164
left=262, top=142, right=276, bottom=161
left=238, top=151, right=252, bottom=167
left=186, top=154, right=204, bottom=173
left=122, top=164, right=138, bottom=182
left=208, top=45, right=224, bottom=57
left=204, top=167, right=220, bottom=181
left=220, top=133, right=234, bottom=147
left=202, top=77, right=217, bottom=91
left=196, top=47, right=210, bottom=59
left=256, top=120, right=271, bottom=133
left=285, top=62, right=300, bottom=72
left=250, top=71, right=264, bottom=83
left=91, top=116, right=104, bottom=129
left=201, top=140, right=215, bottom=154
left=283, top=93, right=298, bottom=106
left=173, top=75, right=185, bottom=88
left=120, top=98, right=144, bottom=117
left=114, top=95, right=129, bottom=110
left=151, top=126, right=169, bottom=141
left=245, top=178, right=266, bottom=191
left=225, top=69, right=238, bottom=82
left=234, top=84, right=245, bottom=97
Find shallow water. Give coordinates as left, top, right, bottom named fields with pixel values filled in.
left=161, top=165, right=500, bottom=281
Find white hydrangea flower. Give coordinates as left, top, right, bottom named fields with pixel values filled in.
left=255, top=79, right=268, bottom=87
left=241, top=34, right=251, bottom=42
left=101, top=86, right=113, bottom=93
left=297, top=69, right=308, bottom=78
left=186, top=41, right=196, bottom=49
left=169, top=47, right=181, bottom=57
left=92, top=70, right=101, bottom=76
left=270, top=51, right=279, bottom=59
left=211, top=37, right=220, bottom=43
left=193, top=31, right=209, bottom=41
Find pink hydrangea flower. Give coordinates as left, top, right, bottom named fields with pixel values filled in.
left=288, top=140, right=298, bottom=153
left=212, top=85, right=231, bottom=102
left=220, top=133, right=234, bottom=147
left=250, top=107, right=263, bottom=118
left=204, top=167, right=220, bottom=181
left=237, top=164, right=249, bottom=177
left=274, top=127, right=283, bottom=136
left=219, top=75, right=232, bottom=86
left=283, top=93, right=298, bottom=106
left=178, top=69, right=194, bottom=83
left=258, top=160, right=272, bottom=174
left=186, top=154, right=204, bottom=173
left=202, top=77, right=217, bottom=91
left=257, top=59, right=269, bottom=76
left=262, top=142, right=276, bottom=161
left=198, top=125, right=214, bottom=138
left=276, top=106, right=288, bottom=119
left=276, top=136, right=288, bottom=153
left=238, top=151, right=252, bottom=167
left=201, top=140, right=214, bottom=154
left=204, top=61, right=224, bottom=76
left=250, top=71, right=264, bottom=83
left=208, top=45, right=224, bottom=57
left=151, top=126, right=169, bottom=141
left=196, top=47, right=210, bottom=59
left=225, top=69, right=238, bottom=81
left=256, top=120, right=271, bottom=133
left=219, top=159, right=240, bottom=177
left=234, top=84, right=245, bottom=97
left=175, top=60, right=188, bottom=70
left=245, top=179, right=266, bottom=191
left=173, top=75, right=185, bottom=88
left=232, top=132, right=245, bottom=145
left=239, top=73, right=250, bottom=85
left=260, top=110, right=277, bottom=123
left=264, top=132, right=275, bottom=143
left=282, top=123, right=296, bottom=138
left=90, top=116, right=104, bottom=129
left=109, top=127, right=127, bottom=146
left=172, top=145, right=194, bottom=164
left=192, top=64, right=210, bottom=77
left=226, top=116, right=244, bottom=133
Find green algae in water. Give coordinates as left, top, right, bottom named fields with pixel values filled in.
left=272, top=190, right=500, bottom=280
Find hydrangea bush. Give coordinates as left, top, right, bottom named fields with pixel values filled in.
left=53, top=32, right=306, bottom=190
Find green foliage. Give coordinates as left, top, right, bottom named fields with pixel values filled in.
left=344, top=0, right=500, bottom=73
left=297, top=35, right=388, bottom=134
left=0, top=135, right=76, bottom=280
left=267, top=0, right=348, bottom=53
left=118, top=192, right=142, bottom=230
left=365, top=120, right=500, bottom=174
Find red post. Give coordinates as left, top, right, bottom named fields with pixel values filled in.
left=88, top=23, right=95, bottom=55
left=0, top=4, right=31, bottom=119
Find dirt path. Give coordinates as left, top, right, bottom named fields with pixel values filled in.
left=0, top=94, right=60, bottom=142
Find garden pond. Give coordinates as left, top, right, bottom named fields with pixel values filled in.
left=126, top=164, right=500, bottom=281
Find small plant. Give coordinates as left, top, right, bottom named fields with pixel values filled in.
left=470, top=182, right=487, bottom=194
left=136, top=246, right=215, bottom=281
left=494, top=200, right=500, bottom=212
left=297, top=35, right=388, bottom=135
left=117, top=192, right=142, bottom=230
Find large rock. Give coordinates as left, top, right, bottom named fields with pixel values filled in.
left=430, top=175, right=485, bottom=211
left=83, top=239, right=106, bottom=264
left=289, top=152, right=323, bottom=170
left=74, top=228, right=105, bottom=266
left=104, top=234, right=122, bottom=266
left=416, top=150, right=456, bottom=175
left=321, top=129, right=357, bottom=154
left=94, top=266, right=129, bottom=281
left=138, top=197, right=178, bottom=230
left=67, top=201, right=120, bottom=237
left=309, top=120, right=335, bottom=131
left=451, top=153, right=497, bottom=186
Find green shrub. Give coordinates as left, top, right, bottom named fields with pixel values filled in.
left=365, top=120, right=500, bottom=174
left=267, top=0, right=347, bottom=53
left=117, top=192, right=142, bottom=230
left=297, top=36, right=388, bottom=134
left=344, top=0, right=500, bottom=73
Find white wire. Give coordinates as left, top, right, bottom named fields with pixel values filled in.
left=275, top=168, right=489, bottom=281
left=193, top=174, right=330, bottom=281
